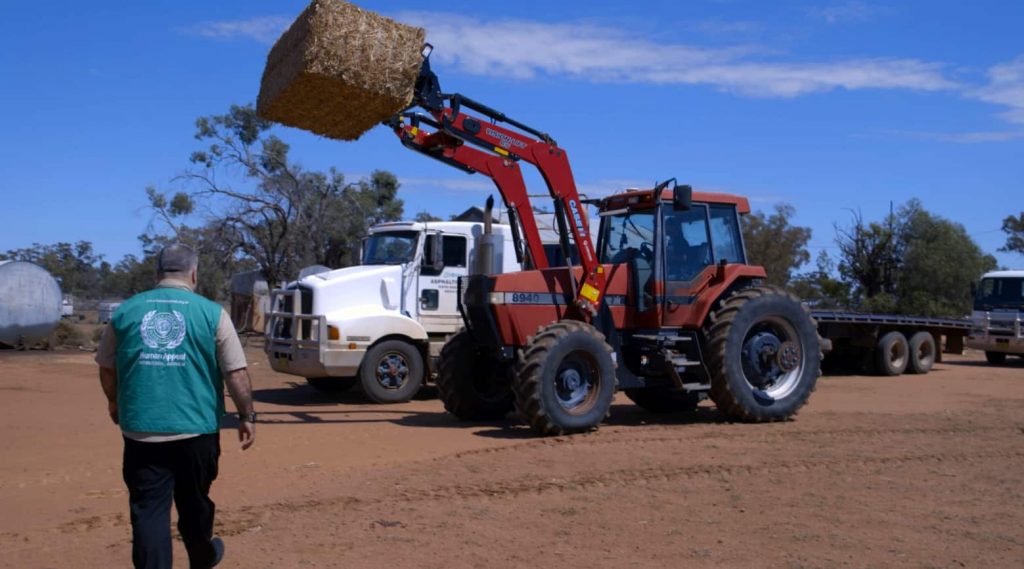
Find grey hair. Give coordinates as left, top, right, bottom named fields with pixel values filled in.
left=156, top=244, right=198, bottom=278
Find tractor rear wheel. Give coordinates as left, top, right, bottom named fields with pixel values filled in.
left=705, top=286, right=821, bottom=422
left=437, top=330, right=515, bottom=420
left=624, top=388, right=702, bottom=413
left=514, top=321, right=617, bottom=436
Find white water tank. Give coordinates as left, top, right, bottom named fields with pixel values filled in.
left=0, top=261, right=63, bottom=347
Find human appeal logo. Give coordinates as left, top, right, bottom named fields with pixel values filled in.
left=140, top=310, right=187, bottom=350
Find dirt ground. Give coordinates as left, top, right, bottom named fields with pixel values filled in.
left=1, top=347, right=1023, bottom=569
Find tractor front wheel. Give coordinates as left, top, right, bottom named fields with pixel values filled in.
left=705, top=286, right=821, bottom=422
left=514, top=321, right=617, bottom=436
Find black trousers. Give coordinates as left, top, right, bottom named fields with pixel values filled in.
left=122, top=433, right=220, bottom=569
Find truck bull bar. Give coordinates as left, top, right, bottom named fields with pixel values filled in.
left=265, top=288, right=328, bottom=361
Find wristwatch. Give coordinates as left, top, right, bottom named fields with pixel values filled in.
left=238, top=412, right=257, bottom=423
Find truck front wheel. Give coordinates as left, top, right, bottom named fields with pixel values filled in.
left=359, top=340, right=424, bottom=403
left=705, top=286, right=821, bottom=422
left=437, top=331, right=515, bottom=420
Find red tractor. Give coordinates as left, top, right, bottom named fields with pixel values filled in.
left=392, top=47, right=821, bottom=435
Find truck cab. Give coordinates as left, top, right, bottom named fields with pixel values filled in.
left=265, top=220, right=522, bottom=402
left=967, top=270, right=1024, bottom=364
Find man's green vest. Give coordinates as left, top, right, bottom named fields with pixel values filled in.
left=112, top=286, right=224, bottom=434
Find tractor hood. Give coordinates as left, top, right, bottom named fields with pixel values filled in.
left=296, top=264, right=407, bottom=316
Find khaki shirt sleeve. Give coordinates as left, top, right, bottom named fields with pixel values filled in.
left=216, top=309, right=248, bottom=373
left=94, top=324, right=117, bottom=368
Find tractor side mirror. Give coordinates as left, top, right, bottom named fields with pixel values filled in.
left=673, top=184, right=692, bottom=211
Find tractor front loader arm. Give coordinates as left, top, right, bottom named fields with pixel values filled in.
left=388, top=47, right=605, bottom=317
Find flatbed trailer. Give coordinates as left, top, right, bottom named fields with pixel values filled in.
left=811, top=311, right=971, bottom=376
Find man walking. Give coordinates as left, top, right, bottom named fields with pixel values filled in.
left=95, top=244, right=256, bottom=569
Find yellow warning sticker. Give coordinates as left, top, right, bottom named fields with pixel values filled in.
left=580, top=283, right=600, bottom=302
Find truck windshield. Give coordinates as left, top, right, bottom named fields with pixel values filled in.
left=362, top=231, right=419, bottom=265
left=974, top=277, right=1024, bottom=311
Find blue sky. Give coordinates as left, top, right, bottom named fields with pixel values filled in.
left=1, top=0, right=1021, bottom=269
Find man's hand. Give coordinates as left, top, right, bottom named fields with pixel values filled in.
left=108, top=400, right=119, bottom=425
left=238, top=420, right=255, bottom=450
left=224, top=368, right=256, bottom=450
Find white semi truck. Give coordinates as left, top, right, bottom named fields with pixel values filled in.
left=265, top=214, right=569, bottom=402
left=967, top=270, right=1024, bottom=364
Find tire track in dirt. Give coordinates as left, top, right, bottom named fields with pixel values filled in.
left=202, top=446, right=1024, bottom=537
left=440, top=420, right=1021, bottom=462
left=49, top=423, right=1024, bottom=537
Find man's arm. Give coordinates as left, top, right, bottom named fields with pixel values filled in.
left=224, top=368, right=255, bottom=450
left=95, top=325, right=119, bottom=425
left=216, top=307, right=255, bottom=449
left=99, top=366, right=118, bottom=424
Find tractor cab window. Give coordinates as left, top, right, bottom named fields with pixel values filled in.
left=662, top=206, right=712, bottom=282
left=709, top=205, right=746, bottom=265
left=599, top=210, right=656, bottom=267
left=362, top=231, right=419, bottom=265
left=600, top=209, right=656, bottom=310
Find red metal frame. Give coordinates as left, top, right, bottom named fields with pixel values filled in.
left=393, top=106, right=605, bottom=317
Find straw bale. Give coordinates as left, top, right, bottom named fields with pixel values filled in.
left=257, top=0, right=426, bottom=141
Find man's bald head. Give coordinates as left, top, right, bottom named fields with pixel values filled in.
left=156, top=244, right=199, bottom=287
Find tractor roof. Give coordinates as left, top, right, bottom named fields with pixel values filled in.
left=599, top=188, right=751, bottom=214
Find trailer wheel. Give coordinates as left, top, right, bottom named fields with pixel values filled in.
left=705, top=286, right=821, bottom=422
left=437, top=331, right=515, bottom=420
left=985, top=351, right=1007, bottom=365
left=624, top=388, right=702, bottom=413
left=514, top=321, right=617, bottom=436
left=359, top=340, right=424, bottom=403
left=906, top=332, right=936, bottom=374
left=306, top=377, right=356, bottom=393
left=875, top=332, right=909, bottom=376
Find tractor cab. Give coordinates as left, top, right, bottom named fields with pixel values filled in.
left=595, top=186, right=764, bottom=330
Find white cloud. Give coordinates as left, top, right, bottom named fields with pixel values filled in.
left=807, top=1, right=885, bottom=24
left=398, top=13, right=955, bottom=98
left=970, top=55, right=1024, bottom=124
left=400, top=176, right=495, bottom=193
left=893, top=129, right=1024, bottom=144
left=178, top=16, right=291, bottom=44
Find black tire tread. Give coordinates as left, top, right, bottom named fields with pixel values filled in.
left=906, top=331, right=936, bottom=375
left=875, top=331, right=909, bottom=376
left=513, top=320, right=617, bottom=436
left=436, top=330, right=515, bottom=420
left=704, top=285, right=822, bottom=422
